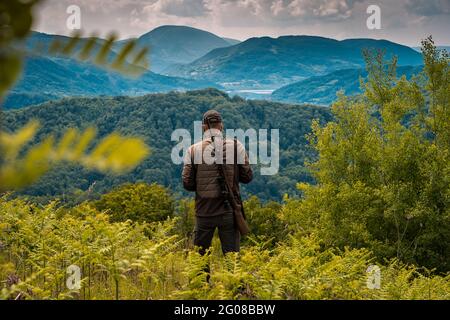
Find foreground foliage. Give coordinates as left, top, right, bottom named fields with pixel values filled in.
left=0, top=122, right=150, bottom=192
left=0, top=198, right=448, bottom=300
left=94, top=183, right=174, bottom=223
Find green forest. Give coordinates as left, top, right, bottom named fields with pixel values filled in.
left=1, top=39, right=449, bottom=299
left=3, top=89, right=331, bottom=202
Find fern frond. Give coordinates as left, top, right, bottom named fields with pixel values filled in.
left=0, top=122, right=150, bottom=191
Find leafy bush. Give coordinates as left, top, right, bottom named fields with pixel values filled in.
left=94, top=183, right=174, bottom=223
left=243, top=196, right=287, bottom=246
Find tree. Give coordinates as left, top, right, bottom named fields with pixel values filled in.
left=292, top=37, right=450, bottom=271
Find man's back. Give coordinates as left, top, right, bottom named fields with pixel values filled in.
left=182, top=135, right=253, bottom=217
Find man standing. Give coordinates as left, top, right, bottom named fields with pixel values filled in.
left=182, top=110, right=253, bottom=255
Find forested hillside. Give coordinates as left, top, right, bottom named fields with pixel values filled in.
left=3, top=89, right=333, bottom=202
left=168, top=36, right=423, bottom=89
left=3, top=55, right=219, bottom=110
left=272, top=65, right=423, bottom=105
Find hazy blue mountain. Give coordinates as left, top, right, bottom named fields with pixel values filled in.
left=412, top=46, right=450, bottom=52
left=168, top=36, right=423, bottom=89
left=115, top=25, right=233, bottom=73
left=223, top=37, right=241, bottom=45
left=3, top=54, right=220, bottom=109
left=271, top=65, right=423, bottom=105
left=26, top=27, right=234, bottom=72
left=25, top=31, right=117, bottom=61
left=26, top=31, right=73, bottom=50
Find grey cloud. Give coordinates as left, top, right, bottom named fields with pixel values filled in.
left=268, top=0, right=364, bottom=21
left=33, top=0, right=450, bottom=45
left=405, top=0, right=450, bottom=16
left=146, top=0, right=211, bottom=17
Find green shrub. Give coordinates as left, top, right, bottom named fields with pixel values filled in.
left=94, top=183, right=174, bottom=223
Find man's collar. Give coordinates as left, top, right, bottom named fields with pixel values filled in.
left=203, top=129, right=223, bottom=140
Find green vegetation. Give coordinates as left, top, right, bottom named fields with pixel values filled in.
left=284, top=42, right=450, bottom=272
left=0, top=0, right=448, bottom=301
left=3, top=90, right=332, bottom=202
left=0, top=121, right=149, bottom=192
left=1, top=38, right=449, bottom=300
left=0, top=195, right=448, bottom=300
left=94, top=183, right=175, bottom=223
left=4, top=50, right=220, bottom=110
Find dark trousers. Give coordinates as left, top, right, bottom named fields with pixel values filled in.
left=194, top=212, right=240, bottom=255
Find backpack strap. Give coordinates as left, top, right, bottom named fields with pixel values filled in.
left=233, top=138, right=246, bottom=218
left=234, top=138, right=238, bottom=188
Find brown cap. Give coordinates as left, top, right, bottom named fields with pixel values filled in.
left=202, top=110, right=222, bottom=124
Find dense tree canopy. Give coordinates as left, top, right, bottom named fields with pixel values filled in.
left=284, top=39, right=450, bottom=271
left=3, top=90, right=332, bottom=202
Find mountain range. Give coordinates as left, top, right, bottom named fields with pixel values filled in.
left=167, top=35, right=423, bottom=89
left=4, top=27, right=229, bottom=109
left=3, top=54, right=219, bottom=109
left=114, top=25, right=237, bottom=73
left=3, top=25, right=430, bottom=109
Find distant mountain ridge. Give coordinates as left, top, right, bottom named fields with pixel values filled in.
left=271, top=65, right=423, bottom=105
left=27, top=26, right=237, bottom=73
left=119, top=25, right=233, bottom=72
left=222, top=37, right=241, bottom=46
left=8, top=27, right=427, bottom=109
left=3, top=54, right=220, bottom=109
left=167, top=35, right=423, bottom=89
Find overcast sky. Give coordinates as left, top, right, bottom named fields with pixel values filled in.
left=33, top=0, right=450, bottom=46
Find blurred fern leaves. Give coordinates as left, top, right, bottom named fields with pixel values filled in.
left=0, top=121, right=150, bottom=191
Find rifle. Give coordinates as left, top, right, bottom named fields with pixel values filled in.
left=207, top=121, right=250, bottom=236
